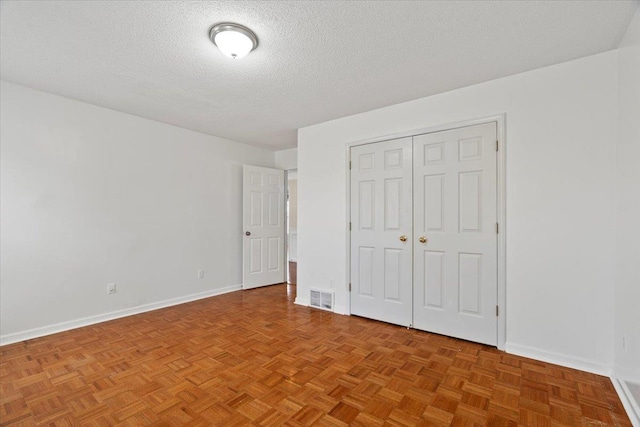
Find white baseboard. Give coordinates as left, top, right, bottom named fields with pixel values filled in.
left=504, top=342, right=612, bottom=376
left=0, top=285, right=242, bottom=346
left=611, top=374, right=640, bottom=427
left=333, top=305, right=348, bottom=315
left=615, top=366, right=640, bottom=384
left=504, top=342, right=640, bottom=423
left=294, top=297, right=309, bottom=306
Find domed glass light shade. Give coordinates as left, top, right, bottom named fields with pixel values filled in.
left=209, top=23, right=258, bottom=59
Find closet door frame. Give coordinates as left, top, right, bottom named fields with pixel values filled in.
left=345, top=114, right=507, bottom=350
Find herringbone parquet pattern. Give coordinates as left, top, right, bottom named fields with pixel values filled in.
left=0, top=284, right=632, bottom=426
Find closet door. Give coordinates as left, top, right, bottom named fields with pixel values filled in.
left=350, top=138, right=413, bottom=326
left=412, top=123, right=498, bottom=345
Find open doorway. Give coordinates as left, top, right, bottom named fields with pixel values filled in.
left=286, top=170, right=297, bottom=289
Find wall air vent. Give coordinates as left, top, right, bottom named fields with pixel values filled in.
left=310, top=289, right=334, bottom=312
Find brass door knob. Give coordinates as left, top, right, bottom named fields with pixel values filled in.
left=399, top=235, right=407, bottom=242
left=419, top=236, right=427, bottom=243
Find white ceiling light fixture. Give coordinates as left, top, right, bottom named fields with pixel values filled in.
left=209, top=22, right=258, bottom=59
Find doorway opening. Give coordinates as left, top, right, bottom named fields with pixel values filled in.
left=286, top=170, right=298, bottom=292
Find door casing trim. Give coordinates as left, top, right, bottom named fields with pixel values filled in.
left=345, top=114, right=507, bottom=350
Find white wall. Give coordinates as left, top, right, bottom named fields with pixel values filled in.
left=275, top=148, right=298, bottom=170
left=288, top=179, right=298, bottom=230
left=615, top=5, right=640, bottom=421
left=0, top=81, right=275, bottom=343
left=297, top=51, right=618, bottom=374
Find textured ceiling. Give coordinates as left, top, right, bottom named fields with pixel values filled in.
left=1, top=1, right=637, bottom=150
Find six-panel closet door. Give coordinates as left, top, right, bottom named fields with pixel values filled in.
left=350, top=122, right=498, bottom=346
left=412, top=123, right=498, bottom=346
left=350, top=137, right=413, bottom=326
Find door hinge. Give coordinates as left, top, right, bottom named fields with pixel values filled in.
left=496, top=140, right=499, bottom=151
left=496, top=305, right=499, bottom=316
left=496, top=223, right=499, bottom=234
left=348, top=283, right=351, bottom=292
left=349, top=222, right=352, bottom=231
left=349, top=161, right=352, bottom=170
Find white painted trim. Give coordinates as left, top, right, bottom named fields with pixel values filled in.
left=611, top=374, right=640, bottom=427
left=496, top=115, right=507, bottom=351
left=295, top=297, right=310, bottom=306
left=345, top=145, right=352, bottom=315
left=505, top=342, right=612, bottom=377
left=615, top=367, right=640, bottom=384
left=345, top=113, right=508, bottom=148
left=333, top=305, right=348, bottom=315
left=284, top=169, right=292, bottom=267
left=0, top=285, right=242, bottom=346
left=345, top=114, right=507, bottom=349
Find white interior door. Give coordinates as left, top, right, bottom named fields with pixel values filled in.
left=413, top=122, right=498, bottom=345
left=350, top=138, right=413, bottom=326
left=243, top=165, right=285, bottom=290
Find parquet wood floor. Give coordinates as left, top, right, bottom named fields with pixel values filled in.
left=0, top=284, right=631, bottom=426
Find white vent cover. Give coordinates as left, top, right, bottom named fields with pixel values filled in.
left=310, top=289, right=334, bottom=312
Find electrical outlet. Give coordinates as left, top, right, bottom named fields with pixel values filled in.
left=198, top=270, right=205, bottom=279
left=107, top=283, right=116, bottom=295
